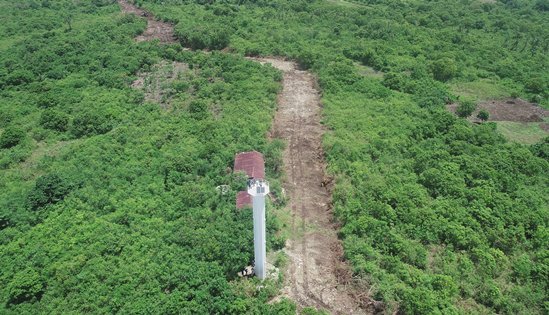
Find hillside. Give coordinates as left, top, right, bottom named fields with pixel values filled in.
left=1, top=0, right=548, bottom=314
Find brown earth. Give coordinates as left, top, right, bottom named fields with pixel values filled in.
left=447, top=98, right=549, bottom=123
left=252, top=58, right=376, bottom=314
left=118, top=0, right=176, bottom=43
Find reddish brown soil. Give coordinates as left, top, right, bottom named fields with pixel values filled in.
left=447, top=98, right=549, bottom=123
left=252, top=58, right=374, bottom=314
left=118, top=0, right=176, bottom=43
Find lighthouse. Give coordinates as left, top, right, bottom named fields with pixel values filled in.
left=247, top=178, right=269, bottom=279
left=234, top=151, right=268, bottom=280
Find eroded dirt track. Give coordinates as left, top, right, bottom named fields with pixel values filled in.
left=252, top=58, right=367, bottom=314
left=118, top=0, right=175, bottom=43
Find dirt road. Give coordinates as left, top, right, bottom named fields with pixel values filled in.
left=251, top=58, right=367, bottom=314
left=118, top=0, right=175, bottom=43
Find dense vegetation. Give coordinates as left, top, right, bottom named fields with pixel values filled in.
left=1, top=0, right=547, bottom=314
left=0, top=1, right=293, bottom=313
left=138, top=0, right=549, bottom=313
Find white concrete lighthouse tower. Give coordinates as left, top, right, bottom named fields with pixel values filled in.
left=247, top=179, right=269, bottom=280
left=234, top=151, right=269, bottom=280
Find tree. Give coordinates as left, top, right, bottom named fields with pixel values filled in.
left=0, top=126, right=25, bottom=149
left=5, top=69, right=34, bottom=86
left=39, top=109, right=69, bottom=132
left=70, top=111, right=113, bottom=138
left=525, top=77, right=546, bottom=94
left=431, top=58, right=458, bottom=82
left=530, top=137, right=549, bottom=160
left=27, top=173, right=72, bottom=210
left=456, top=100, right=477, bottom=118
left=477, top=109, right=490, bottom=122
left=534, top=0, right=549, bottom=11
left=6, top=269, right=44, bottom=306
left=188, top=100, right=209, bottom=119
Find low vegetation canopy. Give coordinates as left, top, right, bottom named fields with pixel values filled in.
left=0, top=0, right=547, bottom=314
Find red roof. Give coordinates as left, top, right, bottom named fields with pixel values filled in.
left=234, top=151, right=265, bottom=209
left=234, top=151, right=265, bottom=180
left=236, top=191, right=252, bottom=209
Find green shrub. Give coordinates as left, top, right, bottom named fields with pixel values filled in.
left=456, top=100, right=477, bottom=118
left=39, top=109, right=69, bottom=132
left=525, top=77, right=546, bottom=94
left=431, top=58, right=458, bottom=82
left=382, top=72, right=409, bottom=92
left=70, top=111, right=113, bottom=138
left=5, top=70, right=34, bottom=86
left=177, top=24, right=231, bottom=50
left=530, top=137, right=549, bottom=159
left=0, top=127, right=26, bottom=149
left=27, top=173, right=72, bottom=210
left=477, top=109, right=489, bottom=121
left=188, top=100, right=209, bottom=119
left=6, top=269, right=44, bottom=306
left=0, top=111, right=14, bottom=127
left=302, top=307, right=330, bottom=315
left=535, top=0, right=549, bottom=11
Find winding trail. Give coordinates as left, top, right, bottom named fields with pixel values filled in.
left=118, top=1, right=368, bottom=313
left=118, top=0, right=175, bottom=43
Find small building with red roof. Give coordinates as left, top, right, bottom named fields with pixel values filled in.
left=234, top=151, right=265, bottom=180
left=236, top=191, right=252, bottom=209
left=235, top=151, right=265, bottom=208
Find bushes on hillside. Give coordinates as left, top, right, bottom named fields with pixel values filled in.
left=39, top=109, right=69, bottom=132
left=177, top=24, right=230, bottom=50
left=27, top=173, right=72, bottom=210
left=456, top=100, right=477, bottom=118
left=0, top=127, right=25, bottom=149
left=70, top=111, right=113, bottom=138
left=431, top=58, right=458, bottom=82
left=5, top=269, right=44, bottom=306
left=477, top=109, right=489, bottom=121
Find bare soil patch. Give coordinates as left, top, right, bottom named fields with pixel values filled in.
left=447, top=98, right=549, bottom=123
left=118, top=0, right=176, bottom=43
left=253, top=57, right=374, bottom=314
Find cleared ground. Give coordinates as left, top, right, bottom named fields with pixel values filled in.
left=447, top=98, right=549, bottom=144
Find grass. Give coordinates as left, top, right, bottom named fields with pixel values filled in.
left=326, top=0, right=366, bottom=8
left=496, top=121, right=548, bottom=145
left=450, top=79, right=511, bottom=101
left=356, top=63, right=384, bottom=79
left=0, top=35, right=24, bottom=52
left=269, top=196, right=304, bottom=241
